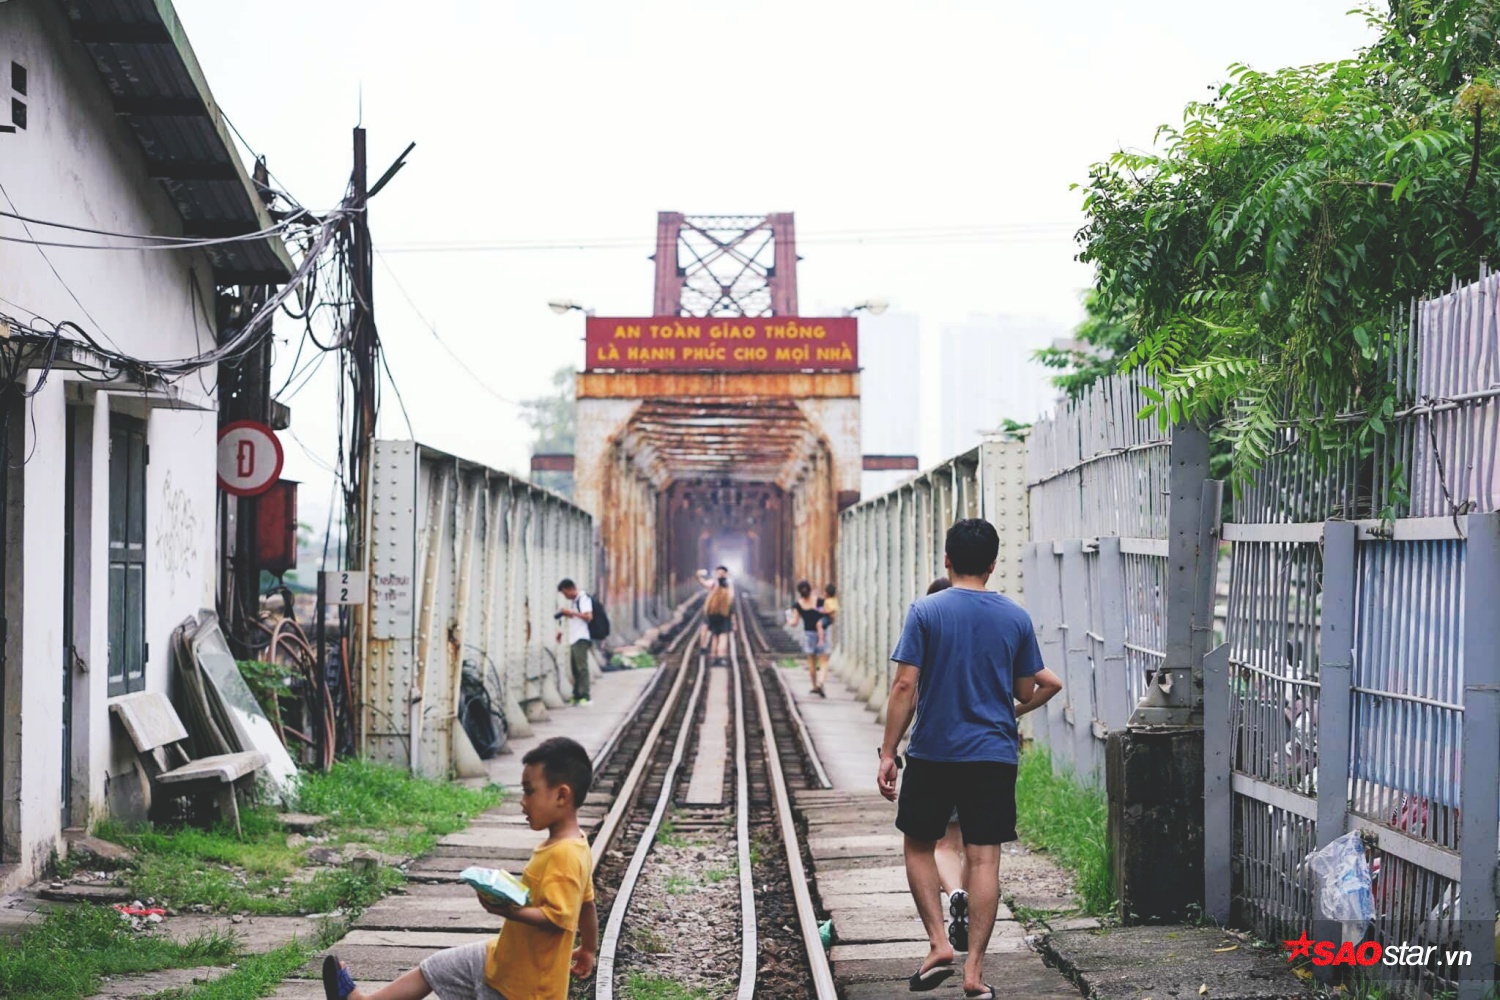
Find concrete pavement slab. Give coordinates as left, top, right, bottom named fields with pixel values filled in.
left=437, top=827, right=546, bottom=850
left=1042, top=925, right=1315, bottom=1000
left=837, top=951, right=1082, bottom=997
left=340, top=929, right=493, bottom=948
left=91, top=966, right=232, bottom=998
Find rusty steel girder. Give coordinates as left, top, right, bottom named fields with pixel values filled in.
left=573, top=371, right=860, bottom=638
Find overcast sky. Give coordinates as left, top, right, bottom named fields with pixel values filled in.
left=172, top=0, right=1374, bottom=533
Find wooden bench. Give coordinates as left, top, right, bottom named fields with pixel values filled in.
left=110, top=691, right=269, bottom=836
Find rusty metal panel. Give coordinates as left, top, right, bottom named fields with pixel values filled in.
left=357, top=441, right=592, bottom=776
left=530, top=454, right=575, bottom=473
left=863, top=455, right=919, bottom=471
left=576, top=372, right=858, bottom=400
left=574, top=369, right=858, bottom=637
left=364, top=440, right=418, bottom=766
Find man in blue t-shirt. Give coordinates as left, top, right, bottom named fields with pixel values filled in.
left=877, top=518, right=1062, bottom=1000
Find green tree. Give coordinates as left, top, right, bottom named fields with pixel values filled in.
left=1035, top=292, right=1137, bottom=399
left=521, top=365, right=575, bottom=497
left=1077, top=0, right=1500, bottom=485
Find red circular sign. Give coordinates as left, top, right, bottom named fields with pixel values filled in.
left=217, top=420, right=285, bottom=497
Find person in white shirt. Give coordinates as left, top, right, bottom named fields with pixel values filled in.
left=555, top=579, right=594, bottom=705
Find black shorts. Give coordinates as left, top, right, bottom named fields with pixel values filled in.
left=895, top=757, right=1019, bottom=845
left=706, top=613, right=732, bottom=635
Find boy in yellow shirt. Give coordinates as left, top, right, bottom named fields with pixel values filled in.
left=323, top=737, right=598, bottom=1000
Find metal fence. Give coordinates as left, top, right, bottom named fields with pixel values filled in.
left=359, top=441, right=594, bottom=778
left=831, top=440, right=1028, bottom=716
left=1024, top=371, right=1211, bottom=786
left=1206, top=274, right=1500, bottom=998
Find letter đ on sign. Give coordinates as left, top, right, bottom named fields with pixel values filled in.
left=217, top=420, right=284, bottom=497
left=320, top=570, right=368, bottom=606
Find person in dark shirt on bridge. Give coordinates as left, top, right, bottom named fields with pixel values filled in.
left=789, top=580, right=829, bottom=696
left=877, top=519, right=1062, bottom=999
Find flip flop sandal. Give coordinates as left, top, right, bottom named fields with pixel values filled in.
left=963, top=984, right=996, bottom=999
left=908, top=962, right=955, bottom=992
left=322, top=955, right=357, bottom=1000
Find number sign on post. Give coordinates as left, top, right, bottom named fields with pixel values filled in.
left=320, top=571, right=367, bottom=606
left=217, top=421, right=284, bottom=497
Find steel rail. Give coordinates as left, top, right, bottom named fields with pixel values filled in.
left=729, top=615, right=759, bottom=999
left=589, top=659, right=669, bottom=775
left=595, top=644, right=708, bottom=999
left=590, top=624, right=698, bottom=869
left=589, top=592, right=706, bottom=775
left=736, top=611, right=840, bottom=1000
left=740, top=592, right=833, bottom=790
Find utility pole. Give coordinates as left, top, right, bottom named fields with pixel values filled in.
left=219, top=157, right=276, bottom=659
left=337, top=126, right=376, bottom=760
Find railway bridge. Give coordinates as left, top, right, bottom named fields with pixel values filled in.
left=571, top=214, right=863, bottom=631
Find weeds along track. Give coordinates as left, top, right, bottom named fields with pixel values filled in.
left=580, top=592, right=835, bottom=999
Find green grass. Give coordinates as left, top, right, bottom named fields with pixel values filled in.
left=665, top=874, right=695, bottom=895
left=0, top=904, right=238, bottom=1000
left=777, top=658, right=800, bottom=670
left=627, top=926, right=671, bottom=955
left=704, top=867, right=732, bottom=884
left=1014, top=747, right=1113, bottom=916
left=95, top=759, right=500, bottom=916
left=657, top=813, right=698, bottom=849
left=623, top=973, right=712, bottom=999
left=152, top=940, right=317, bottom=999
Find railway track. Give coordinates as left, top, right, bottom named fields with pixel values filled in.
left=580, top=590, right=836, bottom=999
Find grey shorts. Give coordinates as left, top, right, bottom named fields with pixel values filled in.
left=800, top=630, right=828, bottom=655
left=419, top=940, right=506, bottom=1000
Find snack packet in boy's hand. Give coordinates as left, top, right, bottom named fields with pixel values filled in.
left=459, top=866, right=529, bottom=907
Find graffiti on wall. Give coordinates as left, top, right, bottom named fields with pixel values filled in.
left=156, top=471, right=199, bottom=592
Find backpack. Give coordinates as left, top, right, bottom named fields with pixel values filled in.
left=584, top=593, right=611, bottom=642
left=705, top=583, right=733, bottom=617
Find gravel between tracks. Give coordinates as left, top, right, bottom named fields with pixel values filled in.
left=610, top=827, right=742, bottom=998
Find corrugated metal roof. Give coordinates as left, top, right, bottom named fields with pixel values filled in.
left=61, top=0, right=294, bottom=284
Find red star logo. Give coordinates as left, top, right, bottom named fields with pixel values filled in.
left=1283, top=931, right=1314, bottom=961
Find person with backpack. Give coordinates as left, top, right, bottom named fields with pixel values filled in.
left=702, top=566, right=734, bottom=666
left=556, top=578, right=606, bottom=706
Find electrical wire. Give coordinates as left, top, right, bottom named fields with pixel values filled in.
left=374, top=249, right=521, bottom=407
left=378, top=345, right=415, bottom=439
left=0, top=207, right=308, bottom=245
left=0, top=179, right=122, bottom=352
left=377, top=221, right=1077, bottom=255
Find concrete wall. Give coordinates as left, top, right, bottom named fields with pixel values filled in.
left=0, top=0, right=222, bottom=888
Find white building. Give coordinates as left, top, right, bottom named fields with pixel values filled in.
left=857, top=312, right=921, bottom=496
left=938, top=315, right=1062, bottom=459
left=0, top=0, right=290, bottom=889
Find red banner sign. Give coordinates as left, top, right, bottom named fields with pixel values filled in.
left=584, top=316, right=858, bottom=372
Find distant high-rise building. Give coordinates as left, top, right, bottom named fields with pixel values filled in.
left=858, top=312, right=921, bottom=497
left=938, top=315, right=1062, bottom=459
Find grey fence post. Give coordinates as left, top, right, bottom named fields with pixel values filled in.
left=1022, top=542, right=1051, bottom=751
left=1096, top=536, right=1129, bottom=733
left=1060, top=539, right=1100, bottom=784
left=1458, top=512, right=1500, bottom=1000
left=1314, top=520, right=1355, bottom=849
left=1031, top=541, right=1072, bottom=774
left=1310, top=520, right=1356, bottom=985
left=1130, top=426, right=1211, bottom=726
left=1202, top=642, right=1232, bottom=923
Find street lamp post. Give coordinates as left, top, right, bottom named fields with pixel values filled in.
left=843, top=298, right=889, bottom=317
left=548, top=299, right=595, bottom=317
